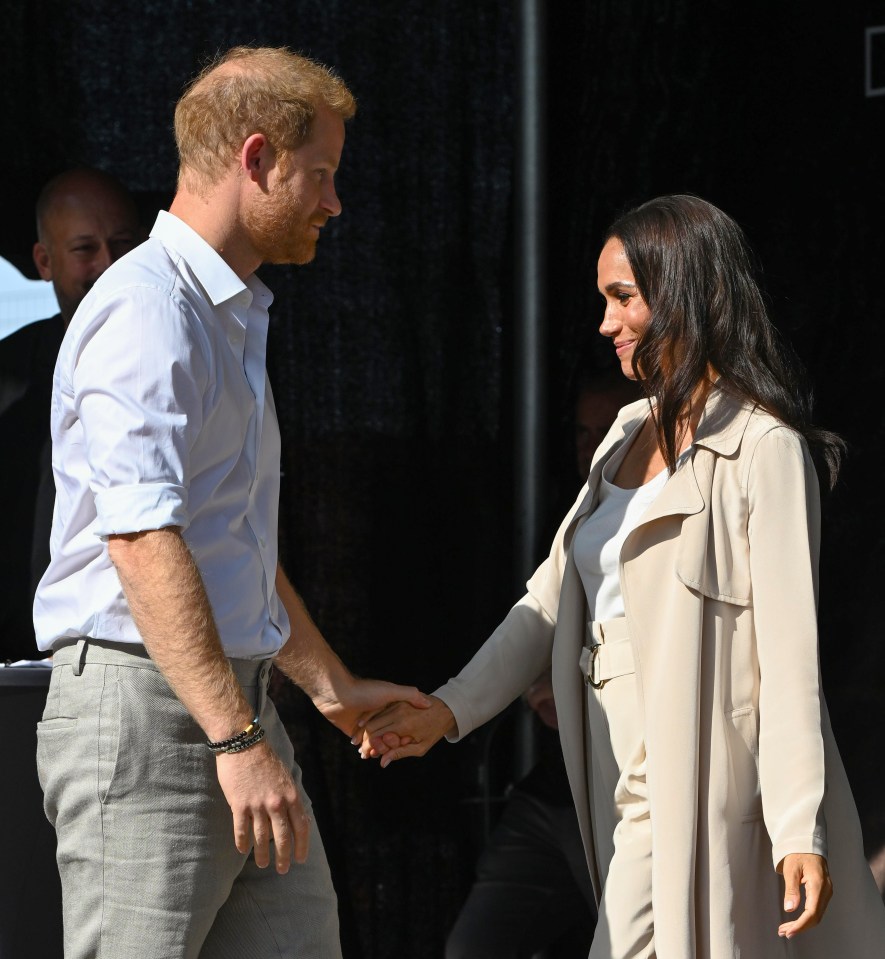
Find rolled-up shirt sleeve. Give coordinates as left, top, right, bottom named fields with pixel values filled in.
left=72, top=285, right=209, bottom=538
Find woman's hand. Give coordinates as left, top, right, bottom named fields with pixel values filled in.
left=353, top=696, right=457, bottom=767
left=777, top=853, right=833, bottom=939
left=311, top=676, right=432, bottom=738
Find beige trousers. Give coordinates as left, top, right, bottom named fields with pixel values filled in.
left=581, top=618, right=655, bottom=959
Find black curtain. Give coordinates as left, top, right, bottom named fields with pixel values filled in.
left=3, top=2, right=884, bottom=956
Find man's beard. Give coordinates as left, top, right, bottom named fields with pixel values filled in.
left=244, top=181, right=319, bottom=266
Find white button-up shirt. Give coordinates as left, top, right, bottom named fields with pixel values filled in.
left=34, top=211, right=290, bottom=658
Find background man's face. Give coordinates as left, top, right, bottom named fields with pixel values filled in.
left=34, top=182, right=140, bottom=324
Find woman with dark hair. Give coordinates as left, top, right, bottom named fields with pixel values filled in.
left=359, top=195, right=885, bottom=957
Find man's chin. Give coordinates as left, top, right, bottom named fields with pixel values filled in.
left=293, top=246, right=317, bottom=266
left=266, top=242, right=317, bottom=267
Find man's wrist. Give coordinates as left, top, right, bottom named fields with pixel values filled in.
left=206, top=716, right=265, bottom=754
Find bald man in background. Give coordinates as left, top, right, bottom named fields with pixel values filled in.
left=0, top=168, right=140, bottom=660
left=32, top=167, right=141, bottom=326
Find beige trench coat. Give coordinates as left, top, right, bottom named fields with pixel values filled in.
left=437, top=387, right=885, bottom=958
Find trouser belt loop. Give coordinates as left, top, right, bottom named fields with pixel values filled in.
left=257, top=660, right=272, bottom=715
left=72, top=637, right=88, bottom=676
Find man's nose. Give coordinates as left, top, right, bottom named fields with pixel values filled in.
left=321, top=180, right=342, bottom=218
left=94, top=243, right=114, bottom=273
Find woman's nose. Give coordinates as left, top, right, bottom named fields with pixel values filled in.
left=599, top=307, right=619, bottom=337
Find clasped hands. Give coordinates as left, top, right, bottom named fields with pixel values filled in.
left=351, top=670, right=557, bottom=763
left=352, top=694, right=456, bottom=767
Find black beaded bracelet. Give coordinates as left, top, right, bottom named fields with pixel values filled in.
left=223, top=726, right=267, bottom=754
left=207, top=717, right=263, bottom=754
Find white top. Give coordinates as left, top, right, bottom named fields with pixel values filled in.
left=574, top=420, right=687, bottom=621
left=34, top=211, right=290, bottom=658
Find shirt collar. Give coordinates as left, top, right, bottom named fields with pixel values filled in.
left=150, top=210, right=260, bottom=309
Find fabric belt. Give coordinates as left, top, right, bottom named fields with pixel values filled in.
left=579, top=617, right=634, bottom=689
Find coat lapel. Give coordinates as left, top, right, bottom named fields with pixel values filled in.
left=627, top=386, right=755, bottom=537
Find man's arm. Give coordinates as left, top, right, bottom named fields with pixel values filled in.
left=108, top=527, right=310, bottom=874
left=272, top=564, right=430, bottom=736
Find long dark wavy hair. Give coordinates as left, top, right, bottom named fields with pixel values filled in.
left=604, top=194, right=844, bottom=489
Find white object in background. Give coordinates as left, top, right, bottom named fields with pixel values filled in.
left=0, top=256, right=60, bottom=340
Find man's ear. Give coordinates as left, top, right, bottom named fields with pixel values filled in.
left=33, top=241, right=53, bottom=281
left=240, top=133, right=271, bottom=184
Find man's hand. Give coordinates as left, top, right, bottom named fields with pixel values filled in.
left=354, top=696, right=456, bottom=767
left=215, top=741, right=312, bottom=873
left=312, top=675, right=432, bottom=739
left=778, top=852, right=833, bottom=939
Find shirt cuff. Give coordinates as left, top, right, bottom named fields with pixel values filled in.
left=93, top=483, right=189, bottom=537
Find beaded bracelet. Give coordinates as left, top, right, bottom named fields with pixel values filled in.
left=222, top=726, right=267, bottom=754
left=206, top=717, right=264, bottom=754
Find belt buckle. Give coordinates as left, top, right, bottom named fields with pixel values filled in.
left=586, top=643, right=605, bottom=689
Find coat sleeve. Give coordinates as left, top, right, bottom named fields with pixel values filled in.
left=746, top=425, right=828, bottom=869
left=433, top=487, right=587, bottom=740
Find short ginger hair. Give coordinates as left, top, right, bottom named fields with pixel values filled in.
left=174, top=45, right=356, bottom=192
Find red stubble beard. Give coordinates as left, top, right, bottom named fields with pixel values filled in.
left=244, top=178, right=326, bottom=267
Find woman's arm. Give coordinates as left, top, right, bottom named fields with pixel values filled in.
left=747, top=425, right=832, bottom=936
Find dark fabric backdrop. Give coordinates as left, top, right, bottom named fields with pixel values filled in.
left=2, top=2, right=883, bottom=956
